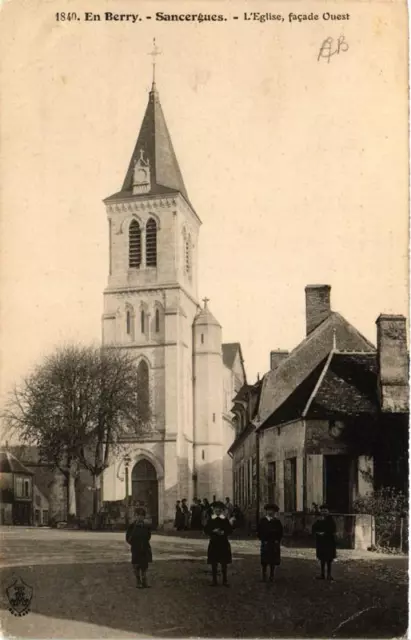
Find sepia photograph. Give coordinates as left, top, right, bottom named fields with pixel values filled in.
left=0, top=0, right=409, bottom=637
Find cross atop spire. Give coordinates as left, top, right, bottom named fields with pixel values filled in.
left=202, top=297, right=210, bottom=309
left=148, top=38, right=162, bottom=90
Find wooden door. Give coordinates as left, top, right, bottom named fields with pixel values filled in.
left=131, top=459, right=158, bottom=529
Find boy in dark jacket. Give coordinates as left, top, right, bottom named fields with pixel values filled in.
left=257, top=503, right=283, bottom=582
left=204, top=501, right=234, bottom=587
left=126, top=507, right=152, bottom=588
left=312, top=504, right=337, bottom=581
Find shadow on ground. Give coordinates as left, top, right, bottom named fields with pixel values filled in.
left=0, top=554, right=407, bottom=638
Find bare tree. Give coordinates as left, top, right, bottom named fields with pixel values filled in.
left=3, top=344, right=148, bottom=521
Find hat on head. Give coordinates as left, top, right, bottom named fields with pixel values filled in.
left=264, top=503, right=279, bottom=512
left=135, top=507, right=146, bottom=517
left=211, top=501, right=226, bottom=510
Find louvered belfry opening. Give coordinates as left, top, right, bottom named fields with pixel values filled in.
left=146, top=218, right=157, bottom=266
left=129, top=220, right=141, bottom=268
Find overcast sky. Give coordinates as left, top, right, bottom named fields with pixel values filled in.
left=1, top=0, right=408, bottom=404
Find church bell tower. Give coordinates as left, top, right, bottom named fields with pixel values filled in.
left=101, top=42, right=202, bottom=526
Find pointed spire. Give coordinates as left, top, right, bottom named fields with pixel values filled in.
left=105, top=43, right=189, bottom=204
left=118, top=79, right=188, bottom=200
left=148, top=38, right=161, bottom=93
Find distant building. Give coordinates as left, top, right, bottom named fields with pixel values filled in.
left=229, top=285, right=409, bottom=524
left=8, top=445, right=96, bottom=525
left=0, top=449, right=37, bottom=525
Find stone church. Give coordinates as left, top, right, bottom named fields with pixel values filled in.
left=100, top=77, right=246, bottom=527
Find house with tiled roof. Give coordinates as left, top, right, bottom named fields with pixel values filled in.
left=0, top=449, right=36, bottom=525
left=229, top=285, right=408, bottom=525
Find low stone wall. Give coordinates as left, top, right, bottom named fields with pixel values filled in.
left=278, top=512, right=375, bottom=550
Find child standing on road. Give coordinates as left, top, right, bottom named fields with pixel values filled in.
left=126, top=507, right=152, bottom=589
left=312, top=504, right=337, bottom=581
left=204, top=501, right=234, bottom=587
left=257, top=503, right=283, bottom=582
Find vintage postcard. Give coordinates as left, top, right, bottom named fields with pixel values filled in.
left=0, top=0, right=408, bottom=637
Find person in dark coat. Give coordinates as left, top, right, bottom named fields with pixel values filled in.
left=174, top=500, right=184, bottom=531
left=126, top=507, right=152, bottom=588
left=190, top=498, right=202, bottom=530
left=201, top=498, right=212, bottom=527
left=181, top=498, right=190, bottom=530
left=312, top=504, right=337, bottom=580
left=204, top=501, right=234, bottom=586
left=257, top=503, right=283, bottom=582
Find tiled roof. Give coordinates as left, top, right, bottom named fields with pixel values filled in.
left=260, top=351, right=378, bottom=428
left=222, top=343, right=242, bottom=370
left=0, top=451, right=34, bottom=475
left=229, top=378, right=264, bottom=453
left=233, top=384, right=252, bottom=403
left=105, top=86, right=189, bottom=203
left=262, top=360, right=327, bottom=427
left=306, top=352, right=378, bottom=416
left=255, top=312, right=375, bottom=428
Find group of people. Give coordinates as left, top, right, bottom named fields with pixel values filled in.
left=174, top=496, right=242, bottom=531
left=126, top=501, right=337, bottom=588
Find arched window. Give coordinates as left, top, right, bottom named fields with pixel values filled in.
left=126, top=307, right=134, bottom=338
left=141, top=310, right=145, bottom=334
left=146, top=218, right=157, bottom=267
left=136, top=360, right=150, bottom=424
left=129, top=220, right=141, bottom=268
left=155, top=308, right=160, bottom=333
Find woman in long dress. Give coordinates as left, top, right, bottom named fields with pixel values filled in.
left=174, top=500, right=185, bottom=531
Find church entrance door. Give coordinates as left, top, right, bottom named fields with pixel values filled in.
left=131, top=459, right=158, bottom=529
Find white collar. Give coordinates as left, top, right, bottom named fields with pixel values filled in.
left=265, top=516, right=273, bottom=521
left=211, top=514, right=225, bottom=519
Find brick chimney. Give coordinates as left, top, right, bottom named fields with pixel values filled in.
left=376, top=314, right=409, bottom=412
left=270, top=350, right=289, bottom=371
left=305, top=285, right=331, bottom=335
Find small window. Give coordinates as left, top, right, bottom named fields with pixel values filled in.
left=23, top=479, right=30, bottom=498
left=126, top=310, right=131, bottom=335
left=15, top=477, right=23, bottom=497
left=212, top=413, right=216, bottom=422
left=141, top=310, right=145, bottom=334
left=146, top=218, right=157, bottom=267
left=201, top=333, right=204, bottom=344
left=155, top=309, right=160, bottom=333
left=202, top=449, right=205, bottom=460
left=129, top=219, right=142, bottom=268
